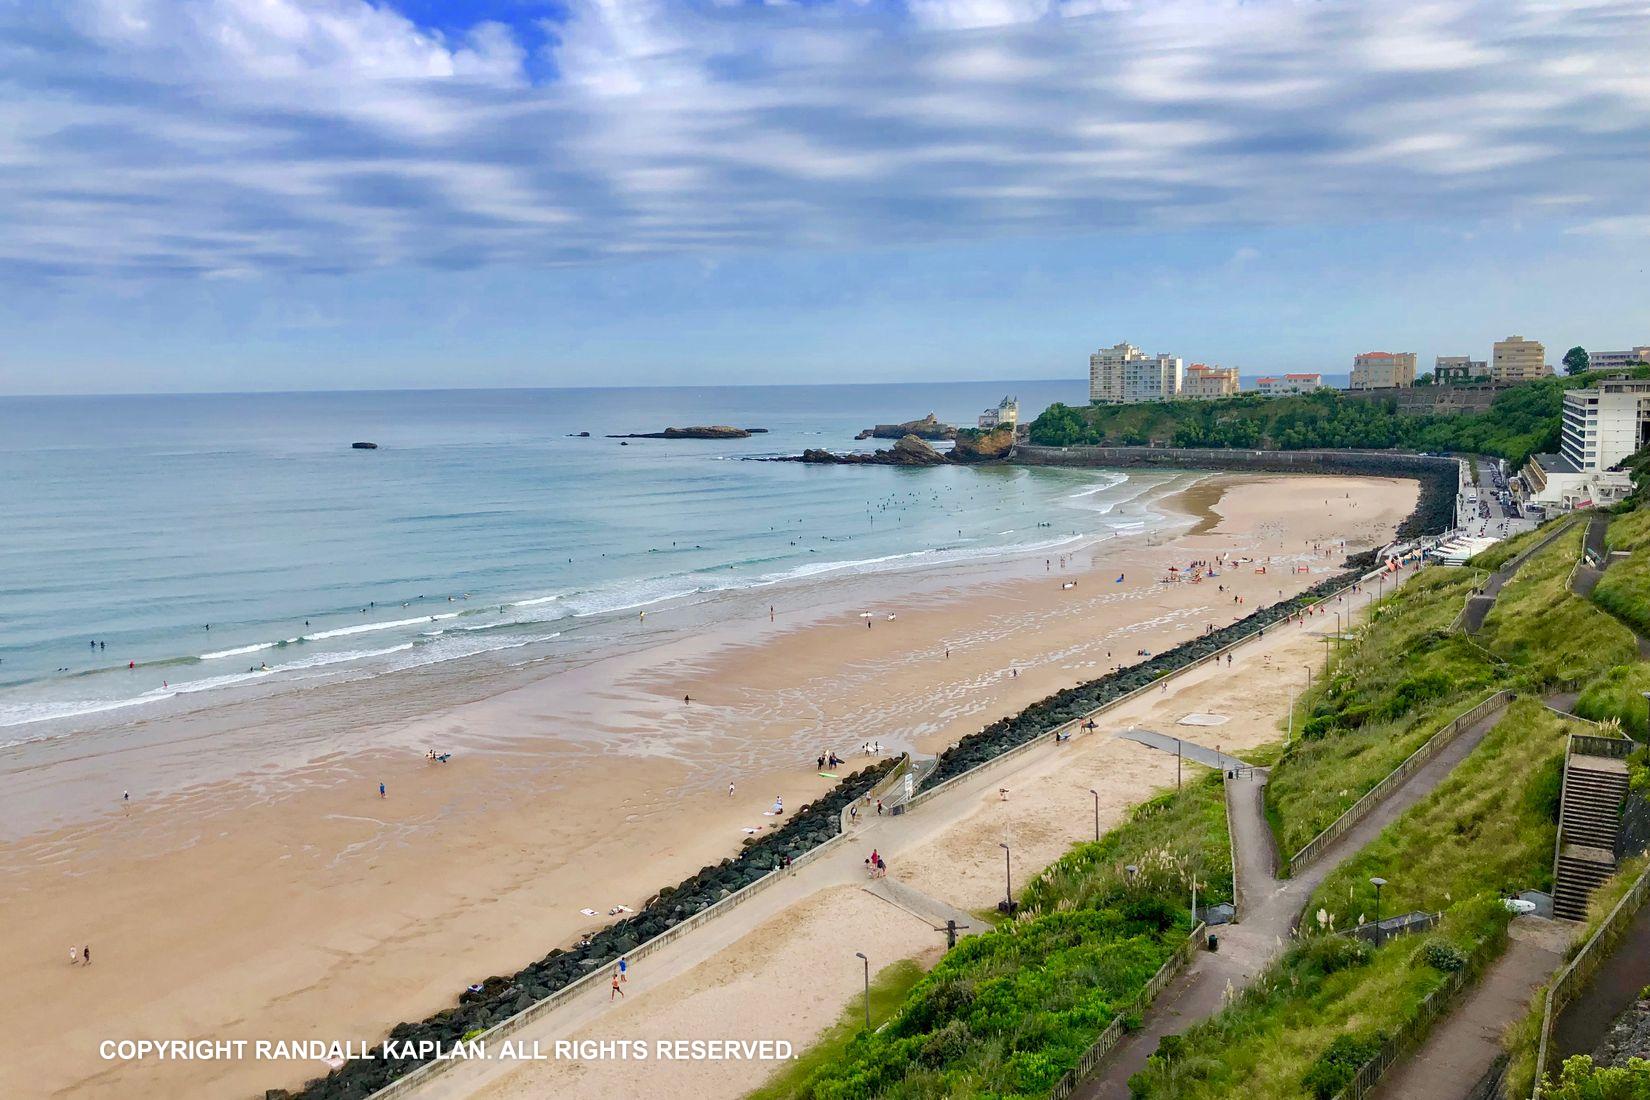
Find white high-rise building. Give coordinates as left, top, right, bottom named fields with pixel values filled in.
left=1559, top=378, right=1650, bottom=472
left=1088, top=342, right=1183, bottom=404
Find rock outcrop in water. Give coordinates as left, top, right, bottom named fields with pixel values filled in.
left=606, top=426, right=762, bottom=439
left=783, top=426, right=1014, bottom=467
left=855, top=413, right=955, bottom=441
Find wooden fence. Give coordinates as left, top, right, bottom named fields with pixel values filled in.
left=1330, top=925, right=1508, bottom=1100
left=1048, top=922, right=1208, bottom=1100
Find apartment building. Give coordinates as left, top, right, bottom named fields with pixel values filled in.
left=1491, top=336, right=1549, bottom=383
left=1560, top=378, right=1650, bottom=472
left=1589, top=347, right=1650, bottom=372
left=1433, top=356, right=1486, bottom=384
left=1089, top=342, right=1183, bottom=404
left=1181, top=363, right=1239, bottom=400
left=1349, top=351, right=1417, bottom=390
left=1255, top=373, right=1323, bottom=396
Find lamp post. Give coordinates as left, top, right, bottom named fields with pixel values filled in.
left=854, top=952, right=870, bottom=1031
left=1370, top=877, right=1387, bottom=948
left=1088, top=788, right=1100, bottom=842
left=999, top=842, right=1013, bottom=912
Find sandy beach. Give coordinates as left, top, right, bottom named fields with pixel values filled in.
left=0, top=472, right=1415, bottom=1099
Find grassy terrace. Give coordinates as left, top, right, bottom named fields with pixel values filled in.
left=1131, top=701, right=1574, bottom=1100
left=768, top=771, right=1230, bottom=1099
left=1480, top=524, right=1637, bottom=687
left=1264, top=565, right=1494, bottom=862
left=1592, top=509, right=1650, bottom=643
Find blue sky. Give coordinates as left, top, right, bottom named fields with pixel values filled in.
left=1, top=0, right=1647, bottom=394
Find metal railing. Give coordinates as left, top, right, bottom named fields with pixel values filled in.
left=1530, top=860, right=1650, bottom=1097
left=1288, top=690, right=1514, bottom=875
left=1048, top=922, right=1208, bottom=1100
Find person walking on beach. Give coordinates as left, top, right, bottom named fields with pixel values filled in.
left=378, top=782, right=386, bottom=799
left=728, top=782, right=735, bottom=797
left=69, top=946, right=78, bottom=966
left=82, top=944, right=90, bottom=966
left=611, top=970, right=624, bottom=999
left=618, top=957, right=628, bottom=983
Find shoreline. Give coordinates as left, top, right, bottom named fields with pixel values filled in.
left=0, top=471, right=1420, bottom=1100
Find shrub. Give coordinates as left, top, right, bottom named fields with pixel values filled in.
left=1301, top=1032, right=1388, bottom=1100
left=1418, top=938, right=1467, bottom=973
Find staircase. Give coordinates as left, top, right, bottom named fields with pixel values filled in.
left=1553, top=752, right=1630, bottom=921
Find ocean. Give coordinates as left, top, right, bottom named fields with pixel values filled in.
left=0, top=381, right=1180, bottom=745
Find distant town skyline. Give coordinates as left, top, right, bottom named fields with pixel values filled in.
left=1, top=0, right=1647, bottom=396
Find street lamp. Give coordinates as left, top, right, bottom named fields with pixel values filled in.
left=854, top=952, right=870, bottom=1031
left=999, top=842, right=1013, bottom=913
left=1088, top=788, right=1100, bottom=842
left=1370, top=877, right=1387, bottom=948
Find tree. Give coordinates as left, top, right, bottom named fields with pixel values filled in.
left=1563, top=346, right=1591, bottom=375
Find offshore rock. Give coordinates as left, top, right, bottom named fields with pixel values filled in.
left=855, top=413, right=956, bottom=441
left=793, top=435, right=948, bottom=466
left=607, top=426, right=755, bottom=439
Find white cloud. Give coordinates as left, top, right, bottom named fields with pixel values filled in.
left=0, top=0, right=1645, bottom=280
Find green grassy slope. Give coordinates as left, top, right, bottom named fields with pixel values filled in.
left=1131, top=700, right=1573, bottom=1100
left=766, top=772, right=1229, bottom=1100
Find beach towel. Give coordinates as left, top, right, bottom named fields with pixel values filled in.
left=817, top=772, right=837, bottom=778
left=580, top=908, right=599, bottom=917
left=742, top=827, right=760, bottom=834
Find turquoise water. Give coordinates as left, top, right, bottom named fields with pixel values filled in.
left=0, top=382, right=1167, bottom=741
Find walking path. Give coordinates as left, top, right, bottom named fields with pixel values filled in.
left=405, top=575, right=1406, bottom=1100
left=1373, top=918, right=1571, bottom=1100
left=1463, top=516, right=1584, bottom=634
left=1116, top=728, right=1250, bottom=771
left=1073, top=687, right=1511, bottom=1097
left=1569, top=512, right=1650, bottom=659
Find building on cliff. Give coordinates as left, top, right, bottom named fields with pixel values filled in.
left=1255, top=373, right=1324, bottom=396
left=1181, top=363, right=1239, bottom=399
left=978, top=395, right=1019, bottom=429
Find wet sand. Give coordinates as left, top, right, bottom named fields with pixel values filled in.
left=0, top=473, right=1416, bottom=1099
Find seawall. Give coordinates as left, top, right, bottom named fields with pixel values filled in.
left=1013, top=445, right=1459, bottom=540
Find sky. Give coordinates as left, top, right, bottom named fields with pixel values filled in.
left=1, top=0, right=1647, bottom=395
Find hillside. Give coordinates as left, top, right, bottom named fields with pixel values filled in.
left=1027, top=372, right=1650, bottom=469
